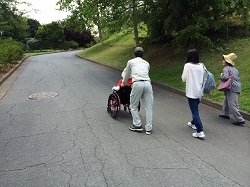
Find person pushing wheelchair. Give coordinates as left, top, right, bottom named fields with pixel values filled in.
left=121, top=47, right=154, bottom=135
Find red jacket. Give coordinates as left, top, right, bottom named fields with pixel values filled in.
left=117, top=78, right=132, bottom=86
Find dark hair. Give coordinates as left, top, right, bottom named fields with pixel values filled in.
left=186, top=49, right=199, bottom=64
left=223, top=57, right=233, bottom=66
left=134, top=51, right=143, bottom=57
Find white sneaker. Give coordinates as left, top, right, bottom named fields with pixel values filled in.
left=187, top=122, right=197, bottom=130
left=192, top=131, right=205, bottom=139
left=112, top=86, right=120, bottom=91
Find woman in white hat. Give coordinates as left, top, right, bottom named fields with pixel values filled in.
left=219, top=53, right=245, bottom=126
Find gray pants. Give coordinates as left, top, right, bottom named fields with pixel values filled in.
left=222, top=91, right=244, bottom=122
left=130, top=81, right=154, bottom=131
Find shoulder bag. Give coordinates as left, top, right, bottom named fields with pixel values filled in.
left=218, top=67, right=232, bottom=91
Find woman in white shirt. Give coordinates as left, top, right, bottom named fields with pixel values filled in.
left=181, top=49, right=205, bottom=139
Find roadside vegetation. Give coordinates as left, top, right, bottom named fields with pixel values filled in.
left=77, top=31, right=250, bottom=113
left=0, top=38, right=25, bottom=77
left=0, top=0, right=95, bottom=78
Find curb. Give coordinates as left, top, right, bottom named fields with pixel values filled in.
left=0, top=57, right=27, bottom=87
left=77, top=55, right=250, bottom=121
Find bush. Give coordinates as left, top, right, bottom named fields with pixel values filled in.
left=0, top=38, right=25, bottom=66
left=68, top=41, right=79, bottom=49
left=27, top=40, right=80, bottom=51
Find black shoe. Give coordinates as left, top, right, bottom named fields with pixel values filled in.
left=129, top=125, right=143, bottom=132
left=232, top=121, right=245, bottom=126
left=219, top=115, right=230, bottom=119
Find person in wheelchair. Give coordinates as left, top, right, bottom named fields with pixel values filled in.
left=112, top=68, right=132, bottom=91
left=107, top=69, right=133, bottom=118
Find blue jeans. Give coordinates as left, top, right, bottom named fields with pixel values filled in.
left=188, top=98, right=203, bottom=133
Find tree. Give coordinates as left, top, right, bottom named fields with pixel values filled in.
left=57, top=0, right=142, bottom=46
left=64, top=27, right=95, bottom=47
left=0, top=0, right=29, bottom=41
left=57, top=0, right=250, bottom=49
left=132, top=0, right=139, bottom=46
left=27, top=18, right=40, bottom=38
left=58, top=0, right=104, bottom=44
left=142, top=0, right=250, bottom=48
left=36, top=22, right=64, bottom=42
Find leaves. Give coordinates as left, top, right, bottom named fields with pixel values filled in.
left=36, top=22, right=64, bottom=42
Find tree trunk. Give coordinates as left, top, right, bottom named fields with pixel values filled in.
left=132, top=0, right=139, bottom=47
left=98, top=23, right=103, bottom=45
left=97, top=12, right=103, bottom=45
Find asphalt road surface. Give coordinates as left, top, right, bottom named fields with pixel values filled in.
left=0, top=51, right=249, bottom=187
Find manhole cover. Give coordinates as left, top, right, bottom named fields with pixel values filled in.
left=28, top=92, right=57, bottom=100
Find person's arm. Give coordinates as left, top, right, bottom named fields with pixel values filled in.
left=121, top=62, right=131, bottom=87
left=220, top=67, right=230, bottom=81
left=126, top=78, right=133, bottom=86
left=117, top=78, right=123, bottom=86
left=181, top=64, right=188, bottom=82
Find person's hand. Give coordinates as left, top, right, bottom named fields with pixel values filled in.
left=121, top=82, right=125, bottom=87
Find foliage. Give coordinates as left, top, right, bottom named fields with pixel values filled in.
left=64, top=27, right=95, bottom=47
left=27, top=39, right=75, bottom=50
left=58, top=0, right=250, bottom=49
left=36, top=22, right=65, bottom=42
left=142, top=0, right=250, bottom=48
left=0, top=38, right=24, bottom=66
left=173, top=26, right=214, bottom=52
left=27, top=18, right=41, bottom=38
left=0, top=0, right=29, bottom=41
left=67, top=40, right=79, bottom=49
left=58, top=0, right=105, bottom=44
left=57, top=0, right=142, bottom=45
left=62, top=15, right=87, bottom=33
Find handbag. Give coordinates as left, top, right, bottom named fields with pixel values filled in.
left=218, top=77, right=232, bottom=91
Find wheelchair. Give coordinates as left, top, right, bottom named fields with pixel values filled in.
left=107, top=86, right=140, bottom=118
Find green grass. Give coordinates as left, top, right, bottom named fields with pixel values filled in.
left=77, top=32, right=250, bottom=113
left=77, top=33, right=136, bottom=69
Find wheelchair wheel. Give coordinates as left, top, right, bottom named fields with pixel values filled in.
left=107, top=93, right=120, bottom=118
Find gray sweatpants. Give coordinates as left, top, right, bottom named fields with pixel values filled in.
left=222, top=91, right=244, bottom=122
left=130, top=81, right=154, bottom=131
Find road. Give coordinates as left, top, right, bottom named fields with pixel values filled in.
left=0, top=51, right=249, bottom=187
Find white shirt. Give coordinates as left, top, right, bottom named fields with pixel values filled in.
left=181, top=63, right=204, bottom=99
left=122, top=57, right=150, bottom=84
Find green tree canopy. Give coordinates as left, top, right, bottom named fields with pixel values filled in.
left=27, top=18, right=41, bottom=38
left=36, top=22, right=65, bottom=42
left=57, top=0, right=250, bottom=49
left=0, top=0, right=29, bottom=41
left=142, top=0, right=250, bottom=48
left=57, top=0, right=141, bottom=45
